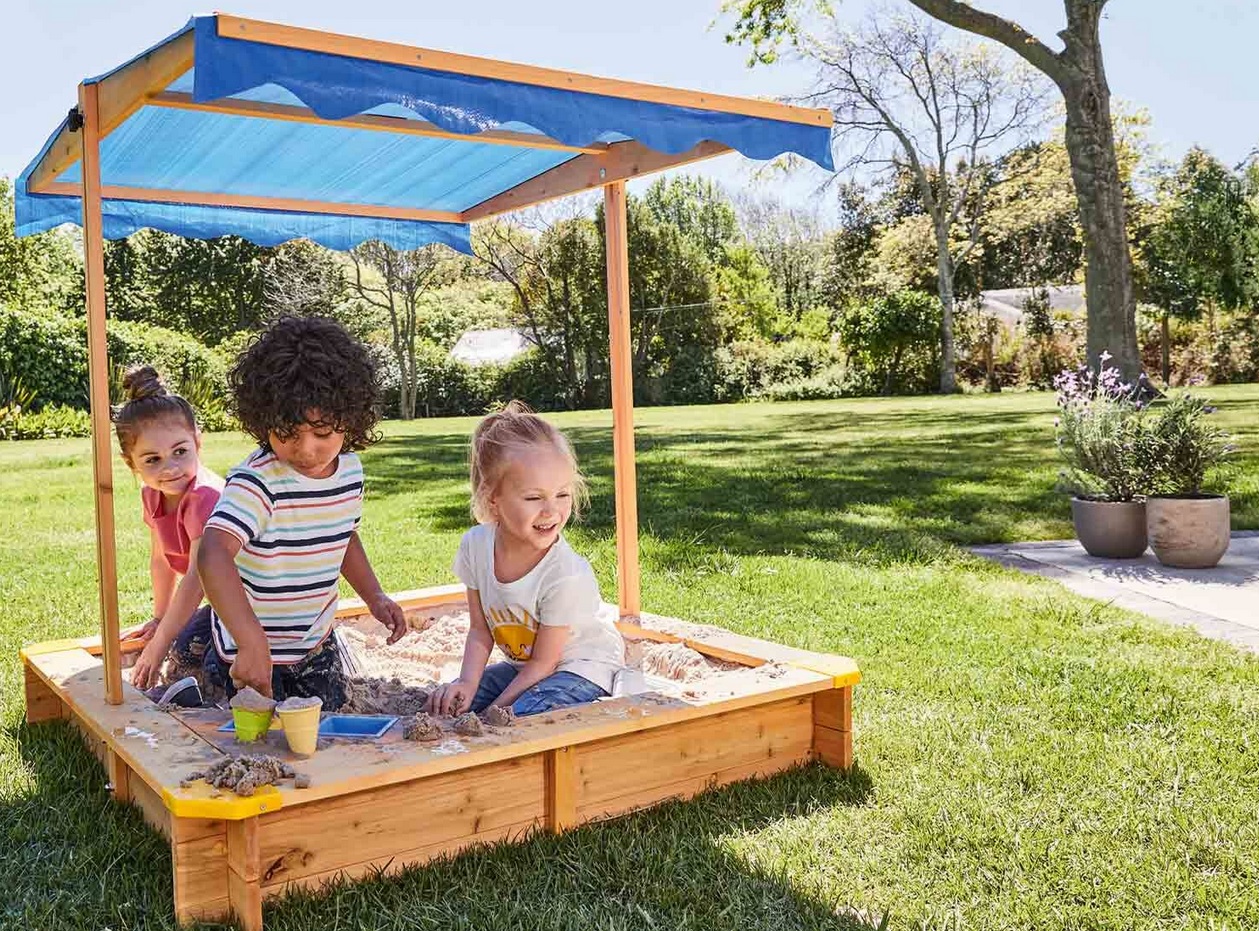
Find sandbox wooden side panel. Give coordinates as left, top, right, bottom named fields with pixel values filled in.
left=573, top=695, right=815, bottom=823
left=257, top=754, right=546, bottom=897
left=24, top=662, right=66, bottom=725
left=172, top=824, right=230, bottom=923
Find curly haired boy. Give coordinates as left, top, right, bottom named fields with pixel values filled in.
left=197, top=316, right=406, bottom=709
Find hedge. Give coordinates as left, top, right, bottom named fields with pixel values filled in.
left=0, top=304, right=230, bottom=415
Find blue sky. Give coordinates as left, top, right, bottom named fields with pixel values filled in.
left=4, top=0, right=1257, bottom=214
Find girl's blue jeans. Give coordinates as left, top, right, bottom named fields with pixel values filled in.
left=470, top=662, right=608, bottom=716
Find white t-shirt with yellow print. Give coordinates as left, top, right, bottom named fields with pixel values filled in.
left=452, top=523, right=625, bottom=693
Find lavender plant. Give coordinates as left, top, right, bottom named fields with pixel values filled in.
left=1053, top=354, right=1152, bottom=502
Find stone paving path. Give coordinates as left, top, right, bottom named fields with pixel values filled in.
left=973, top=531, right=1259, bottom=653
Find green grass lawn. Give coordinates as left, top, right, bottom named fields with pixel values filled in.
left=2, top=386, right=1258, bottom=930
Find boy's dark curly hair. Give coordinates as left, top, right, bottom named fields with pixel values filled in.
left=228, top=316, right=381, bottom=452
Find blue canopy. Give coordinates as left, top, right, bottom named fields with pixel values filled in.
left=16, top=15, right=835, bottom=254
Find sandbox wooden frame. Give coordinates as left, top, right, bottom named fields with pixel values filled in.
left=19, top=15, right=858, bottom=931
left=23, top=586, right=858, bottom=929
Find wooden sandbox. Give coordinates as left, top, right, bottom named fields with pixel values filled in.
left=23, top=584, right=859, bottom=931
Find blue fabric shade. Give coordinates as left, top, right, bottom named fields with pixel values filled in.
left=15, top=15, right=834, bottom=253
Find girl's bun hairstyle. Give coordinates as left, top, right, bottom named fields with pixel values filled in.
left=122, top=365, right=167, bottom=402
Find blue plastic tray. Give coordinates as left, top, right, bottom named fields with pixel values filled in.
left=218, top=714, right=398, bottom=740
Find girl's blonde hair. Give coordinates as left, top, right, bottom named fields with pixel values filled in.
left=469, top=400, right=587, bottom=524
left=112, top=365, right=198, bottom=466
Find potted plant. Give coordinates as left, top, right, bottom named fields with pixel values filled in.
left=1053, top=357, right=1151, bottom=558
left=1143, top=391, right=1237, bottom=568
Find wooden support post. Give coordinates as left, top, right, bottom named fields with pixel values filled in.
left=79, top=81, right=124, bottom=705
left=546, top=746, right=577, bottom=834
left=171, top=820, right=231, bottom=925
left=106, top=748, right=132, bottom=803
left=228, top=819, right=263, bottom=931
left=23, top=664, right=65, bottom=724
left=603, top=180, right=641, bottom=618
left=812, top=687, right=854, bottom=770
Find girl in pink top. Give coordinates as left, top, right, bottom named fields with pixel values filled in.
left=114, top=366, right=224, bottom=690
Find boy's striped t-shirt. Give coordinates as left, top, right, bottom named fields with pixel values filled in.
left=204, top=449, right=363, bottom=664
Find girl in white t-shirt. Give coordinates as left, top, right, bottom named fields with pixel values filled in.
left=427, top=402, right=625, bottom=717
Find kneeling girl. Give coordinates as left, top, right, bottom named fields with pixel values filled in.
left=428, top=402, right=624, bottom=717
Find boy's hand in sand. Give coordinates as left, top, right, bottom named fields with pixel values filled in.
left=369, top=593, right=407, bottom=645
left=228, top=633, right=274, bottom=697
left=427, top=678, right=476, bottom=716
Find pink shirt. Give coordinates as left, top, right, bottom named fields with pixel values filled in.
left=141, top=466, right=224, bottom=575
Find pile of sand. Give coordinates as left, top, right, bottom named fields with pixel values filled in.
left=639, top=641, right=742, bottom=682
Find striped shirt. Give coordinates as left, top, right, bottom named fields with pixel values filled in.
left=204, top=448, right=363, bottom=664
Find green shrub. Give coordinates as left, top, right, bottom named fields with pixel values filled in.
left=713, top=339, right=842, bottom=402
left=1, top=404, right=92, bottom=440
left=0, top=306, right=231, bottom=433
left=0, top=305, right=86, bottom=409
left=757, top=363, right=855, bottom=402
left=0, top=305, right=231, bottom=416
left=1144, top=392, right=1237, bottom=495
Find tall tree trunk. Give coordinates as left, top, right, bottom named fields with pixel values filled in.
left=904, top=0, right=1141, bottom=381
left=1161, top=312, right=1171, bottom=384
left=932, top=217, right=958, bottom=394
left=1059, top=67, right=1139, bottom=380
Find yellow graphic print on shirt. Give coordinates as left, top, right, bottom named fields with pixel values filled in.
left=484, top=605, right=539, bottom=661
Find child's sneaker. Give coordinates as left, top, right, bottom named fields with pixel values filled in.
left=146, top=676, right=203, bottom=708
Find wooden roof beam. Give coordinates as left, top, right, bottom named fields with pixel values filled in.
left=39, top=181, right=463, bottom=225
left=144, top=91, right=606, bottom=155
left=460, top=139, right=732, bottom=221
left=28, top=30, right=195, bottom=193
left=217, top=14, right=832, bottom=128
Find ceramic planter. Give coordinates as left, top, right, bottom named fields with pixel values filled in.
left=1146, top=494, right=1230, bottom=569
left=1070, top=497, right=1148, bottom=559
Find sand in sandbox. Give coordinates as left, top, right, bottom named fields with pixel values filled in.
left=337, top=611, right=506, bottom=714
left=167, top=610, right=779, bottom=714
left=639, top=642, right=742, bottom=682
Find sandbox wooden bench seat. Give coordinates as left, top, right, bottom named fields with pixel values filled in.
left=23, top=584, right=859, bottom=930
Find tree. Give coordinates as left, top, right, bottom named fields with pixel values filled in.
left=474, top=213, right=608, bottom=409
left=818, top=182, right=879, bottom=312
left=823, top=14, right=1049, bottom=390
left=835, top=288, right=940, bottom=394
left=615, top=193, right=722, bottom=401
left=0, top=177, right=81, bottom=314
left=734, top=191, right=826, bottom=324
left=347, top=242, right=447, bottom=419
left=978, top=139, right=1083, bottom=289
left=103, top=231, right=272, bottom=344
left=1137, top=148, right=1259, bottom=383
left=723, top=0, right=1144, bottom=382
left=642, top=176, right=739, bottom=265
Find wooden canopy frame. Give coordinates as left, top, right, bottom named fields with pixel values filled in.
left=36, top=14, right=832, bottom=707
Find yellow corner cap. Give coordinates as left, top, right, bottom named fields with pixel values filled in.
left=787, top=654, right=862, bottom=688
left=163, top=784, right=284, bottom=820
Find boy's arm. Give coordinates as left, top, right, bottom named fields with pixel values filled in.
left=341, top=531, right=406, bottom=644
left=197, top=527, right=273, bottom=695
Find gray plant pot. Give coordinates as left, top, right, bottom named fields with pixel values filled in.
left=1071, top=497, right=1148, bottom=559
left=1146, top=494, right=1231, bottom=569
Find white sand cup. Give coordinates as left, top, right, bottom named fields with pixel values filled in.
left=276, top=697, right=323, bottom=755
